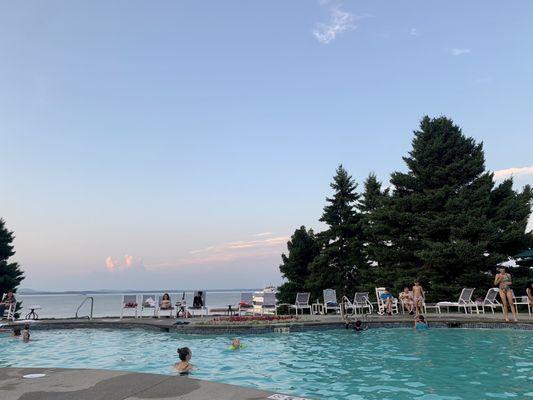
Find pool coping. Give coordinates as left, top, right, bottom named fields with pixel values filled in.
left=0, top=367, right=305, bottom=400
left=4, top=313, right=533, bottom=334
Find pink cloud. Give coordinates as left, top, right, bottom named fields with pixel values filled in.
left=154, top=235, right=289, bottom=269
left=104, top=254, right=144, bottom=272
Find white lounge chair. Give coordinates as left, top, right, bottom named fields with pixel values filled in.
left=437, top=288, right=478, bottom=314
left=290, top=292, right=311, bottom=315
left=156, top=294, right=175, bottom=318
left=261, top=292, right=277, bottom=315
left=513, top=290, right=532, bottom=316
left=238, top=292, right=254, bottom=315
left=140, top=294, right=157, bottom=317
left=341, top=292, right=373, bottom=317
left=188, top=290, right=207, bottom=317
left=120, top=295, right=138, bottom=319
left=480, top=288, right=502, bottom=314
left=323, top=289, right=340, bottom=314
left=376, top=287, right=399, bottom=315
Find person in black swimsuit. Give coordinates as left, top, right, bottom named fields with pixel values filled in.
left=174, top=347, right=194, bottom=375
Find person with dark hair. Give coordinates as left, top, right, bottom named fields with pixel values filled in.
left=494, top=267, right=518, bottom=322
left=193, top=292, right=204, bottom=308
left=174, top=347, right=194, bottom=375
left=12, top=327, right=21, bottom=337
left=160, top=293, right=172, bottom=310
left=414, top=315, right=429, bottom=330
left=353, top=320, right=368, bottom=332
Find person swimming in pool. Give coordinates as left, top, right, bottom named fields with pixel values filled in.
left=494, top=267, right=518, bottom=322
left=353, top=320, right=368, bottom=332
left=174, top=347, right=194, bottom=375
left=22, top=324, right=30, bottom=342
left=229, top=338, right=244, bottom=350
left=414, top=315, right=429, bottom=330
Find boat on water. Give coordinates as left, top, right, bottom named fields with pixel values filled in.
left=252, top=285, right=278, bottom=314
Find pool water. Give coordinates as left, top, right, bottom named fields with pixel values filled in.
left=1, top=328, right=532, bottom=399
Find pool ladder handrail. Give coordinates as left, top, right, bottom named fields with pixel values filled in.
left=75, top=296, right=94, bottom=320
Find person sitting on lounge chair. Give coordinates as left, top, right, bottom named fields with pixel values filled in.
left=160, top=293, right=172, bottom=310
left=399, top=288, right=414, bottom=315
left=381, top=288, right=393, bottom=315
left=0, top=291, right=16, bottom=320
left=193, top=292, right=204, bottom=308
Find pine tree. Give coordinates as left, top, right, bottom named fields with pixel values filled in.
left=277, top=226, right=320, bottom=304
left=359, top=173, right=389, bottom=290
left=0, top=219, right=25, bottom=305
left=371, top=116, right=533, bottom=300
left=307, top=165, right=366, bottom=297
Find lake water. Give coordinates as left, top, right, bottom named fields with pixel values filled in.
left=17, top=291, right=253, bottom=319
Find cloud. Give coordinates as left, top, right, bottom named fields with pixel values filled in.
left=410, top=28, right=418, bottom=36
left=155, top=235, right=289, bottom=269
left=253, top=232, right=274, bottom=237
left=104, top=254, right=144, bottom=272
left=104, top=256, right=117, bottom=272
left=313, top=6, right=356, bottom=44
left=494, top=166, right=533, bottom=180
left=450, top=48, right=471, bottom=56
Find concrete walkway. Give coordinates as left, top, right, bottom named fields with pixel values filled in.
left=0, top=368, right=294, bottom=400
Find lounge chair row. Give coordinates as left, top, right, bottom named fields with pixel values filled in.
left=287, top=287, right=532, bottom=316
left=120, top=292, right=208, bottom=319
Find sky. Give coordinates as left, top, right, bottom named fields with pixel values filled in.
left=1, top=1, right=532, bottom=291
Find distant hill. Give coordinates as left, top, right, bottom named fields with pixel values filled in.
left=17, top=288, right=262, bottom=295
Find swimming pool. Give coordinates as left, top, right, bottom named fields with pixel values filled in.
left=1, top=328, right=532, bottom=399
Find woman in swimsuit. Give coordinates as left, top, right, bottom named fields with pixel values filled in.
left=174, top=347, right=194, bottom=375
left=494, top=267, right=518, bottom=322
left=526, top=281, right=533, bottom=308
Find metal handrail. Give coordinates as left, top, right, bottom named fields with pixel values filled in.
left=75, top=296, right=94, bottom=319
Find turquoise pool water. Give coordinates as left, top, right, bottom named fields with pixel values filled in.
left=1, top=328, right=532, bottom=399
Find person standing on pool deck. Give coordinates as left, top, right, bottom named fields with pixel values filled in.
left=412, top=281, right=425, bottom=316
left=494, top=267, right=518, bottom=322
left=174, top=347, right=194, bottom=375
left=526, top=281, right=533, bottom=308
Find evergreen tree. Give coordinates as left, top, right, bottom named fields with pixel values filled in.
left=307, top=165, right=366, bottom=298
left=0, top=219, right=24, bottom=304
left=277, top=226, right=320, bottom=304
left=359, top=173, right=389, bottom=290
left=370, top=116, right=533, bottom=300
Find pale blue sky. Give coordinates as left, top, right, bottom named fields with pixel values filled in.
left=1, top=1, right=532, bottom=290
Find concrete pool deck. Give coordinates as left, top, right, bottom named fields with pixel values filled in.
left=3, top=312, right=533, bottom=333
left=0, top=367, right=287, bottom=400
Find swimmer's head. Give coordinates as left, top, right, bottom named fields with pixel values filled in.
left=354, top=320, right=362, bottom=327
left=418, top=315, right=425, bottom=322
left=232, top=338, right=241, bottom=347
left=12, top=327, right=21, bottom=336
left=177, top=347, right=192, bottom=361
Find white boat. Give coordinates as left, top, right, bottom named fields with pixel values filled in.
left=252, top=285, right=278, bottom=314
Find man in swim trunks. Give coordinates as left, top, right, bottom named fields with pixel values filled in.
left=412, top=281, right=425, bottom=315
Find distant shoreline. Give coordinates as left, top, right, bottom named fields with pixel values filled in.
left=18, top=288, right=263, bottom=295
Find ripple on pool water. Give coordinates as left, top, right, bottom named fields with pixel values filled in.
left=0, top=328, right=532, bottom=400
